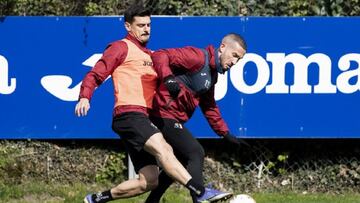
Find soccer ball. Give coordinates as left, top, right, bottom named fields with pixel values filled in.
left=229, top=194, right=256, bottom=203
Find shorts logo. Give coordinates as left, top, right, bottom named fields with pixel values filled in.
left=204, top=80, right=210, bottom=88
left=150, top=122, right=158, bottom=130
left=174, top=123, right=183, bottom=129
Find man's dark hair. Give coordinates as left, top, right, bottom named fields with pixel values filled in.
left=225, top=33, right=247, bottom=51
left=124, top=3, right=151, bottom=23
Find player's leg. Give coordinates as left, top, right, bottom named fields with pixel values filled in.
left=143, top=132, right=204, bottom=193
left=145, top=133, right=226, bottom=202
left=146, top=117, right=232, bottom=202
left=84, top=112, right=160, bottom=203
left=161, top=119, right=205, bottom=186
left=167, top=123, right=233, bottom=202
left=144, top=169, right=174, bottom=203
left=109, top=139, right=160, bottom=199
left=145, top=117, right=205, bottom=202
left=110, top=164, right=159, bottom=198
left=110, top=112, right=214, bottom=202
left=84, top=164, right=158, bottom=203
left=162, top=119, right=205, bottom=203
left=124, top=114, right=205, bottom=198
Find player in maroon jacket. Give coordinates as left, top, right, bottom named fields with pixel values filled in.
left=145, top=33, right=247, bottom=203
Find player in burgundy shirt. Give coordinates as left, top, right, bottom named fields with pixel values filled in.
left=75, top=4, right=224, bottom=203
left=145, top=33, right=247, bottom=203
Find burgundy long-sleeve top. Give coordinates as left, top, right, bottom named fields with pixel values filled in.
left=79, top=34, right=154, bottom=116
left=151, top=45, right=229, bottom=136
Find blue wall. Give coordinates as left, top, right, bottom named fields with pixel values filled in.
left=1, top=17, right=360, bottom=139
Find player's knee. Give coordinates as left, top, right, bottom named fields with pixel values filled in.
left=146, top=175, right=159, bottom=190
left=139, top=174, right=158, bottom=191
left=139, top=165, right=159, bottom=192
left=145, top=133, right=165, bottom=153
left=146, top=134, right=173, bottom=159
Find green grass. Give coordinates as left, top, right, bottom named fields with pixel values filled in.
left=1, top=181, right=360, bottom=203
left=253, top=192, right=360, bottom=203
left=0, top=181, right=191, bottom=203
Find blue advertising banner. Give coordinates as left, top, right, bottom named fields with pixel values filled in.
left=0, top=17, right=360, bottom=139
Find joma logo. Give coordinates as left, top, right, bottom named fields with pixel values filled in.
left=214, top=53, right=360, bottom=100
left=143, top=61, right=153, bottom=66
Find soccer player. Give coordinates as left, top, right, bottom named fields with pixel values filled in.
left=145, top=33, right=247, bottom=203
left=75, top=3, right=228, bottom=203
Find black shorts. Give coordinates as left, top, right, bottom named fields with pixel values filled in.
left=112, top=112, right=160, bottom=172
left=150, top=116, right=204, bottom=162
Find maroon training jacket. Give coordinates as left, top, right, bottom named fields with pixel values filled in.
left=151, top=45, right=229, bottom=136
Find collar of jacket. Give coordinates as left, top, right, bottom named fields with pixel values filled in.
left=214, top=48, right=225, bottom=74
left=125, top=34, right=152, bottom=55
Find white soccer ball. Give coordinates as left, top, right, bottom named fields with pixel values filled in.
left=229, top=194, right=256, bottom=203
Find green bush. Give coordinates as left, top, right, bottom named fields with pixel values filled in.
left=149, top=0, right=239, bottom=16
left=2, top=140, right=360, bottom=194
left=0, top=142, right=22, bottom=184
left=95, top=151, right=127, bottom=183
left=0, top=140, right=128, bottom=184
left=0, top=0, right=128, bottom=16
left=1, top=0, right=359, bottom=16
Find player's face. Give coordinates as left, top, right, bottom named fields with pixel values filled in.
left=125, top=16, right=151, bottom=44
left=219, top=42, right=246, bottom=72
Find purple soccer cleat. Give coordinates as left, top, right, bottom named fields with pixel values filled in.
left=83, top=194, right=94, bottom=203
left=197, top=186, right=233, bottom=202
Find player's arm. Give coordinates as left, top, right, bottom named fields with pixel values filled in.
left=75, top=41, right=127, bottom=117
left=199, top=86, right=230, bottom=136
left=152, top=47, right=204, bottom=78
left=199, top=89, right=249, bottom=147
left=152, top=47, right=204, bottom=98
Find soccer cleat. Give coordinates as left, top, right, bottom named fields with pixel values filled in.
left=197, top=187, right=233, bottom=203
left=83, top=194, right=94, bottom=203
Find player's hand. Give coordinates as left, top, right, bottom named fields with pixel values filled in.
left=223, top=132, right=250, bottom=147
left=75, top=98, right=90, bottom=117
left=164, top=75, right=180, bottom=99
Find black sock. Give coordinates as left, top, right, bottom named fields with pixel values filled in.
left=190, top=191, right=198, bottom=203
left=185, top=178, right=205, bottom=197
left=91, top=190, right=113, bottom=203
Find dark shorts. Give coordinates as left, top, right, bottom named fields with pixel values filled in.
left=150, top=116, right=204, bottom=162
left=112, top=112, right=160, bottom=172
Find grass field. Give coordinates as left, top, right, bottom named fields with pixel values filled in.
left=1, top=181, right=360, bottom=203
